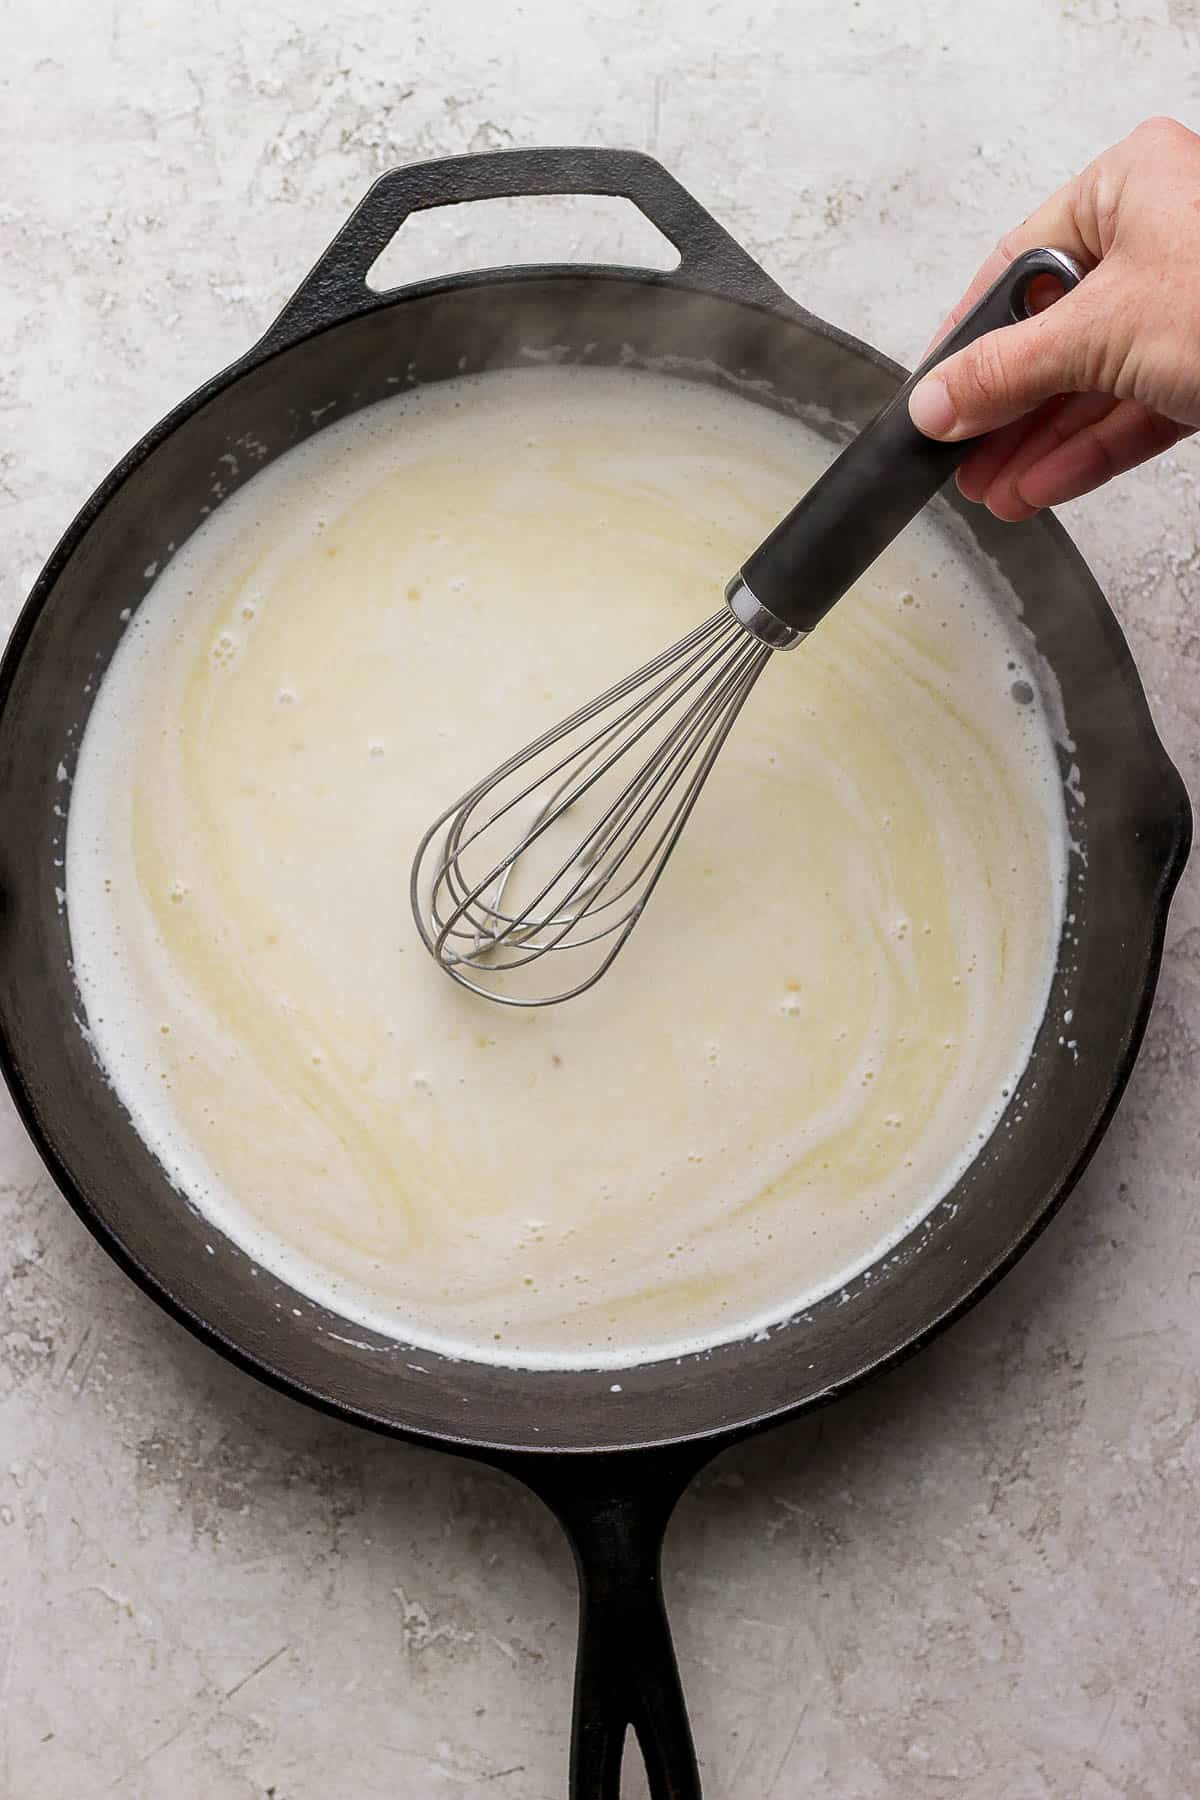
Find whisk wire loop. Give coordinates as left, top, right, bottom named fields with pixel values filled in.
left=410, top=608, right=770, bottom=1005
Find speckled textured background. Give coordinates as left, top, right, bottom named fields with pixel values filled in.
left=1, top=3, right=1198, bottom=1796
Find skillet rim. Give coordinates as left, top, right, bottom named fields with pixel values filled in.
left=0, top=267, right=1190, bottom=1458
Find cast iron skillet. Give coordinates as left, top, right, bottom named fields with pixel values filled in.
left=0, top=147, right=1190, bottom=1798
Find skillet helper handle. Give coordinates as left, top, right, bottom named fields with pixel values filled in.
left=257, top=145, right=792, bottom=354
left=730, top=247, right=1085, bottom=643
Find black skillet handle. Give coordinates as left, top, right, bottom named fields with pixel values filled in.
left=508, top=1449, right=713, bottom=1800
left=257, top=145, right=798, bottom=356
left=730, top=247, right=1086, bottom=642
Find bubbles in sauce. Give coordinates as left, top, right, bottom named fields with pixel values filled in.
left=65, top=367, right=1067, bottom=1369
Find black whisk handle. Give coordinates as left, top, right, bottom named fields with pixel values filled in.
left=730, top=247, right=1085, bottom=643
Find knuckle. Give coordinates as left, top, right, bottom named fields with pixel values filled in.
left=1073, top=332, right=1111, bottom=399
left=1104, top=337, right=1142, bottom=402
left=1077, top=285, right=1136, bottom=393
left=1081, top=157, right=1122, bottom=253
left=1079, top=420, right=1121, bottom=485
left=953, top=334, right=1014, bottom=416
left=1131, top=114, right=1190, bottom=154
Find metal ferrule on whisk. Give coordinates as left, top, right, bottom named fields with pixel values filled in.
left=722, top=574, right=807, bottom=651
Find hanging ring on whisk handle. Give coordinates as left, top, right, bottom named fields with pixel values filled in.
left=726, top=246, right=1086, bottom=648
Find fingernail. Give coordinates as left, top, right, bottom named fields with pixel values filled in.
left=908, top=376, right=958, bottom=439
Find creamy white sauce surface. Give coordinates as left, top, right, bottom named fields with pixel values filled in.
left=66, top=367, right=1067, bottom=1368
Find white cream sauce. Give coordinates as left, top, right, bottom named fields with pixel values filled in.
left=65, top=367, right=1067, bottom=1368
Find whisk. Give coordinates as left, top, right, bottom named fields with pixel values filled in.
left=411, top=248, right=1082, bottom=1007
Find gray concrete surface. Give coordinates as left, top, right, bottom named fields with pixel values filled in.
left=2, top=2, right=1198, bottom=1795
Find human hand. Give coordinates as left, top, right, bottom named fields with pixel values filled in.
left=908, top=116, right=1200, bottom=520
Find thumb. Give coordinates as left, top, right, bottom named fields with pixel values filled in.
left=908, top=289, right=1099, bottom=441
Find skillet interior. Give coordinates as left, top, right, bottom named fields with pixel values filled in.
left=0, top=272, right=1189, bottom=1454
